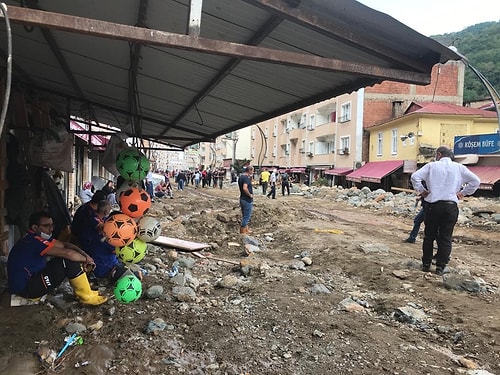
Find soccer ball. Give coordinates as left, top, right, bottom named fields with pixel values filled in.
left=119, top=187, right=151, bottom=218
left=114, top=273, right=142, bottom=303
left=137, top=216, right=162, bottom=242
left=102, top=213, right=138, bottom=247
left=115, top=180, right=140, bottom=199
left=116, top=148, right=150, bottom=182
left=115, top=238, right=147, bottom=264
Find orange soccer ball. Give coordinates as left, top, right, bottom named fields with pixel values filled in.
left=118, top=187, right=151, bottom=218
left=102, top=213, right=138, bottom=247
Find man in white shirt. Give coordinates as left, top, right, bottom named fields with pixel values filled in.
left=411, top=146, right=480, bottom=275
left=266, top=170, right=277, bottom=199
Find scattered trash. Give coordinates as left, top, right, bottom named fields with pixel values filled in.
left=168, top=265, right=179, bottom=277
left=313, top=228, right=344, bottom=234
left=75, top=360, right=90, bottom=368
left=57, top=332, right=83, bottom=359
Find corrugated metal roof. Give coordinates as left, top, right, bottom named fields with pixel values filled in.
left=0, top=0, right=461, bottom=150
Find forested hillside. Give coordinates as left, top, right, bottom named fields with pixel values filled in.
left=433, top=21, right=500, bottom=103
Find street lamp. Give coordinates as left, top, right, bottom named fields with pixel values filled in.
left=450, top=46, right=500, bottom=134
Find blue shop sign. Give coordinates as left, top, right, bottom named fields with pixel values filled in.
left=454, top=133, right=500, bottom=155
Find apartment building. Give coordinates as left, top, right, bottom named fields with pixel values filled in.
left=250, top=61, right=465, bottom=185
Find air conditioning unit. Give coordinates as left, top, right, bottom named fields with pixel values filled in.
left=353, top=160, right=364, bottom=170
left=307, top=152, right=313, bottom=157
left=337, top=148, right=345, bottom=155
left=299, top=148, right=305, bottom=153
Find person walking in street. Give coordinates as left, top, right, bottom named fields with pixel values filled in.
left=411, top=146, right=480, bottom=275
left=267, top=169, right=277, bottom=199
left=238, top=166, right=254, bottom=234
left=260, top=168, right=270, bottom=195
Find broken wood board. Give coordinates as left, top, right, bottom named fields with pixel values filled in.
left=152, top=236, right=210, bottom=252
left=191, top=251, right=240, bottom=265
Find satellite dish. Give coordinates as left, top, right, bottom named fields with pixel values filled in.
left=407, top=132, right=415, bottom=139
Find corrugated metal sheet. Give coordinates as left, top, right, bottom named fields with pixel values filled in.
left=0, top=0, right=461, bottom=150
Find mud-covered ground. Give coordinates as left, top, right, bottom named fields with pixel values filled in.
left=1, top=184, right=499, bottom=375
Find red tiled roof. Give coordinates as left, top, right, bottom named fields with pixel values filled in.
left=406, top=102, right=497, bottom=117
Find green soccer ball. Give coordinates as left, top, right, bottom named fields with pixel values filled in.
left=115, top=238, right=147, bottom=264
left=116, top=148, right=150, bottom=182
left=114, top=274, right=142, bottom=303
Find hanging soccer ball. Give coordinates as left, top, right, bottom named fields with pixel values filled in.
left=115, top=180, right=140, bottom=199
left=116, top=148, right=150, bottom=182
left=137, top=216, right=162, bottom=242
left=115, top=238, right=148, bottom=264
left=114, top=273, right=142, bottom=303
left=119, top=186, right=151, bottom=218
left=102, top=213, right=138, bottom=247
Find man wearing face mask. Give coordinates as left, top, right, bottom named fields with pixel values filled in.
left=7, top=210, right=107, bottom=305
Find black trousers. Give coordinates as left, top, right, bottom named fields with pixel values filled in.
left=422, top=201, right=458, bottom=267
left=281, top=182, right=290, bottom=195
left=267, top=184, right=276, bottom=199
left=21, top=257, right=83, bottom=298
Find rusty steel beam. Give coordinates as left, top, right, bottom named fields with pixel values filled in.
left=2, top=6, right=431, bottom=84
left=162, top=14, right=284, bottom=137
left=241, top=0, right=433, bottom=73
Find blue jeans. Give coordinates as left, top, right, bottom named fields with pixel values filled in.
left=409, top=207, right=425, bottom=241
left=177, top=179, right=185, bottom=190
left=240, top=198, right=253, bottom=227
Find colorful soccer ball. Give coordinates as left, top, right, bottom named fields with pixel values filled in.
left=116, top=148, right=150, bottom=182
left=137, top=216, right=162, bottom=242
left=115, top=180, right=141, bottom=199
left=115, top=238, right=148, bottom=264
left=114, top=273, right=142, bottom=303
left=102, top=213, right=138, bottom=247
left=119, top=187, right=151, bottom=218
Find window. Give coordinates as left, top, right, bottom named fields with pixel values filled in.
left=340, top=136, right=350, bottom=154
left=391, top=129, right=398, bottom=154
left=377, top=132, right=383, bottom=155
left=251, top=128, right=256, bottom=140
left=251, top=146, right=255, bottom=157
left=273, top=124, right=277, bottom=137
left=265, top=127, right=269, bottom=138
left=272, top=144, right=277, bottom=156
left=339, top=102, right=351, bottom=123
left=308, top=141, right=314, bottom=154
left=308, top=115, right=315, bottom=130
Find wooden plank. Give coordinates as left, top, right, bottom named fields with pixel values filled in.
left=151, top=235, right=210, bottom=251
left=391, top=187, right=415, bottom=193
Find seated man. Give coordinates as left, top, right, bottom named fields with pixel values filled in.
left=155, top=181, right=167, bottom=198
left=84, top=200, right=130, bottom=283
left=7, top=211, right=107, bottom=305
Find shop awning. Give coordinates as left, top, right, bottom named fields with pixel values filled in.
left=70, top=120, right=110, bottom=150
left=325, top=168, right=353, bottom=176
left=466, top=166, right=500, bottom=190
left=346, top=160, right=403, bottom=183
left=290, top=167, right=306, bottom=173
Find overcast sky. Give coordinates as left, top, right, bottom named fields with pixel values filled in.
left=357, top=0, right=500, bottom=36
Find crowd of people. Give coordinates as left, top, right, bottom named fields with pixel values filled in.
left=6, top=146, right=481, bottom=307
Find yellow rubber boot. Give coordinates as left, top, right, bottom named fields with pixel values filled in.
left=69, top=273, right=107, bottom=305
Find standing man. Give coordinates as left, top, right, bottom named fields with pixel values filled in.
left=260, top=168, right=270, bottom=196
left=238, top=166, right=254, bottom=234
left=411, top=146, right=480, bottom=275
left=267, top=169, right=277, bottom=199
left=145, top=169, right=154, bottom=201
left=281, top=171, right=290, bottom=196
